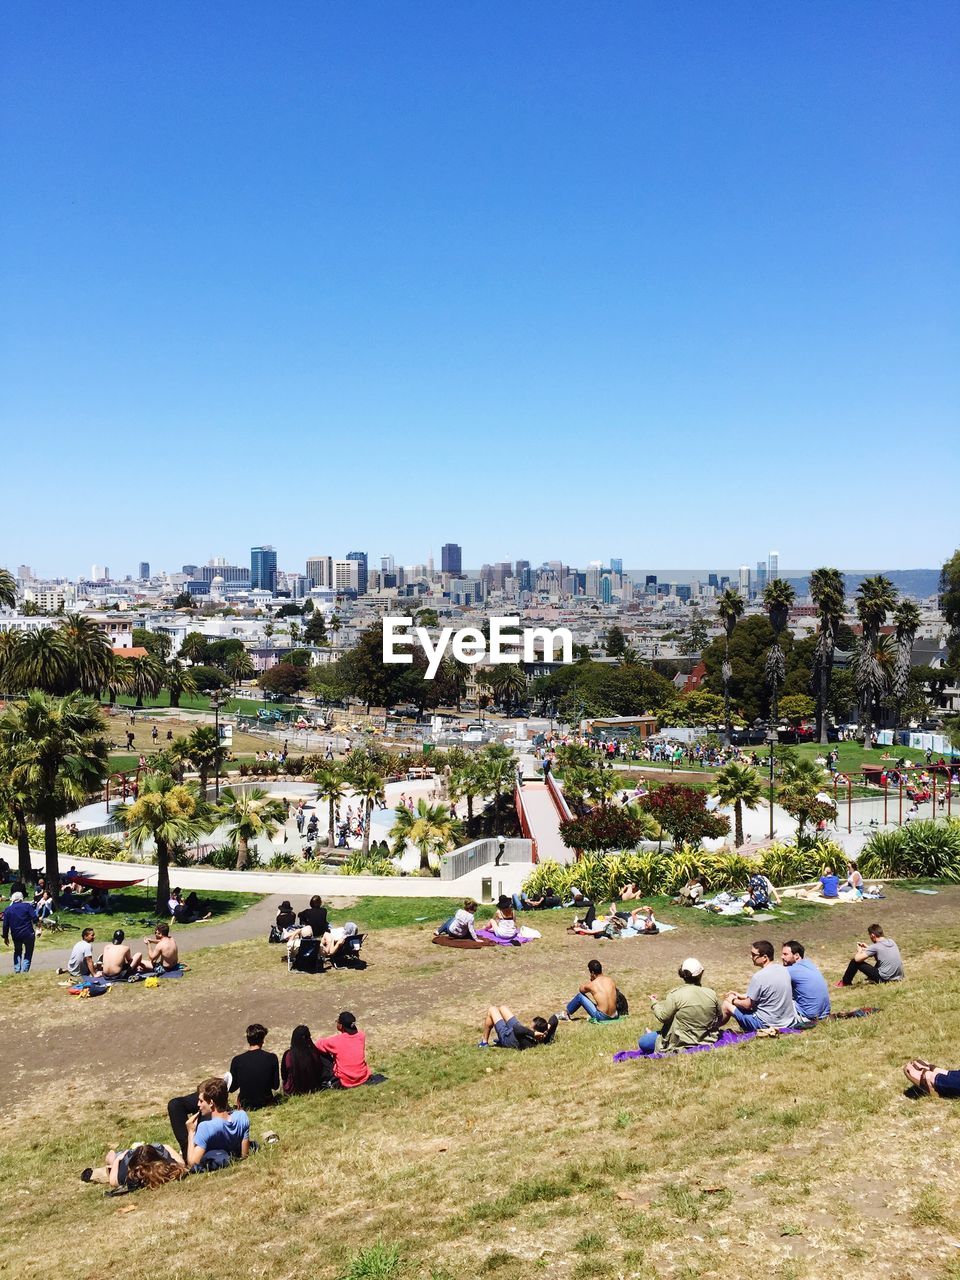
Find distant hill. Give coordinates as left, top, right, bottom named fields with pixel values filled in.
left=783, top=570, right=940, bottom=600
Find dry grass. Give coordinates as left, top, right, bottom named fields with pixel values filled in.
left=1, top=898, right=960, bottom=1279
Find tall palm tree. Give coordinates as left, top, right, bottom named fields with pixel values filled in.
left=104, top=653, right=134, bottom=706
left=389, top=798, right=462, bottom=872
left=8, top=626, right=73, bottom=694
left=0, top=568, right=17, bottom=609
left=777, top=755, right=833, bottom=844
left=854, top=575, right=897, bottom=742
left=491, top=664, right=527, bottom=714
left=478, top=747, right=514, bottom=834
left=808, top=568, right=845, bottom=745
left=128, top=653, right=166, bottom=708
left=217, top=786, right=287, bottom=870
left=713, top=761, right=764, bottom=847
left=226, top=649, right=255, bottom=690
left=165, top=660, right=198, bottom=709
left=0, top=691, right=108, bottom=897
left=438, top=656, right=469, bottom=710
left=345, top=760, right=385, bottom=855
left=59, top=614, right=113, bottom=695
left=185, top=724, right=226, bottom=793
left=890, top=599, right=921, bottom=726
left=762, top=579, right=796, bottom=727
left=717, top=588, right=744, bottom=745
left=116, top=774, right=207, bottom=914
left=449, top=756, right=486, bottom=827
left=313, top=763, right=346, bottom=848
left=0, top=747, right=35, bottom=882
left=0, top=630, right=20, bottom=695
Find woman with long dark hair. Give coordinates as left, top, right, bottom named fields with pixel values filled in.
left=281, top=1024, right=334, bottom=1094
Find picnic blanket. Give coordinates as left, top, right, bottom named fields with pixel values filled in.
left=474, top=928, right=529, bottom=946
left=613, top=1008, right=879, bottom=1061
left=432, top=935, right=494, bottom=949
left=128, top=965, right=188, bottom=981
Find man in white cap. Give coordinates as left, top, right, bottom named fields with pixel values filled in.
left=637, top=958, right=725, bottom=1054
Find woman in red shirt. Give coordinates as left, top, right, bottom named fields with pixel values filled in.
left=314, top=1012, right=371, bottom=1088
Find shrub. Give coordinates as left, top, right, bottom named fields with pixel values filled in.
left=860, top=820, right=960, bottom=880
left=559, top=808, right=652, bottom=854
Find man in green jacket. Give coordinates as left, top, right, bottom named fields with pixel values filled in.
left=637, top=957, right=725, bottom=1054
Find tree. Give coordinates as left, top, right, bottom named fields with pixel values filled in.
left=217, top=786, right=287, bottom=870
left=132, top=627, right=173, bottom=660
left=638, top=784, right=730, bottom=850
left=127, top=653, right=166, bottom=707
left=172, top=591, right=195, bottom=610
left=185, top=724, right=227, bottom=793
left=559, top=807, right=652, bottom=854
left=0, top=747, right=36, bottom=882
left=779, top=694, right=815, bottom=725
left=389, top=798, right=462, bottom=872
left=413, top=607, right=439, bottom=628
left=226, top=649, right=255, bottom=689
left=809, top=567, right=845, bottom=744
left=890, top=600, right=921, bottom=726
left=336, top=623, right=399, bottom=710
left=179, top=632, right=210, bottom=665
left=487, top=664, right=527, bottom=714
left=59, top=614, right=114, bottom=695
left=259, top=663, right=303, bottom=697
left=686, top=608, right=709, bottom=654
left=778, top=756, right=836, bottom=844
left=762, top=579, right=796, bottom=727
left=713, top=761, right=763, bottom=847
left=939, top=549, right=960, bottom=678
left=165, top=660, right=198, bottom=709
left=116, top=774, right=207, bottom=913
left=0, top=568, right=17, bottom=609
left=303, top=611, right=328, bottom=646
left=449, top=757, right=487, bottom=827
left=605, top=624, right=627, bottom=657
left=717, top=588, right=744, bottom=745
left=0, top=692, right=108, bottom=898
left=854, top=575, right=898, bottom=741
left=313, top=764, right=347, bottom=848
left=189, top=664, right=230, bottom=693
left=6, top=626, right=73, bottom=694
left=345, top=759, right=385, bottom=855
left=477, top=746, right=514, bottom=834
left=663, top=690, right=727, bottom=727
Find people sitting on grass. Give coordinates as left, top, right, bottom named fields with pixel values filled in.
left=568, top=887, right=597, bottom=930
left=100, top=930, right=140, bottom=979
left=490, top=896, right=520, bottom=940
left=229, top=1023, right=280, bottom=1110
left=82, top=1141, right=186, bottom=1190
left=744, top=873, right=780, bottom=910
left=721, top=940, right=801, bottom=1032
left=903, top=1058, right=960, bottom=1098
left=478, top=1004, right=558, bottom=1050
left=840, top=861, right=864, bottom=897
left=512, top=886, right=562, bottom=911
left=837, top=924, right=904, bottom=987
left=435, top=899, right=479, bottom=941
left=637, top=957, right=725, bottom=1054
left=674, top=876, right=704, bottom=907
left=282, top=1024, right=334, bottom=1094
left=781, top=940, right=831, bottom=1021
left=186, top=1076, right=251, bottom=1169
left=320, top=921, right=359, bottom=961
left=275, top=900, right=297, bottom=938
left=619, top=882, right=642, bottom=901
left=61, top=927, right=97, bottom=979
left=314, top=1011, right=371, bottom=1087
left=2, top=888, right=38, bottom=975
left=560, top=959, right=619, bottom=1022
left=298, top=894, right=330, bottom=936
left=35, top=887, right=54, bottom=921
left=818, top=866, right=840, bottom=899
left=169, top=888, right=212, bottom=923
left=135, top=922, right=179, bottom=973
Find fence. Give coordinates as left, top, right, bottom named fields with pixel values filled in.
left=440, top=837, right=534, bottom=881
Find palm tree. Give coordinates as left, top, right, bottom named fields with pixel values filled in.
left=586, top=769, right=621, bottom=808
left=217, top=786, right=287, bottom=870
left=165, top=659, right=198, bottom=709
left=561, top=765, right=598, bottom=814
left=449, top=757, right=486, bottom=827
left=0, top=748, right=35, bottom=882
left=712, top=761, right=764, bottom=847
left=762, top=579, right=796, bottom=728
left=185, top=724, right=226, bottom=793
left=346, top=760, right=385, bottom=855
left=854, top=575, right=897, bottom=742
left=116, top=774, right=207, bottom=914
left=389, top=798, right=462, bottom=872
left=0, top=568, right=17, bottom=609
left=438, top=656, right=469, bottom=710
left=179, top=632, right=208, bottom=665
left=0, top=691, right=108, bottom=897
left=313, top=764, right=346, bottom=848
left=808, top=568, right=845, bottom=745
left=490, top=664, right=527, bottom=714
left=853, top=634, right=896, bottom=739
left=890, top=600, right=921, bottom=726
left=126, top=653, right=166, bottom=708
left=777, top=756, right=833, bottom=844
left=7, top=626, right=73, bottom=694
left=717, top=588, right=744, bottom=745
left=0, top=630, right=20, bottom=695
left=104, top=654, right=134, bottom=706
left=478, top=747, right=514, bottom=834
left=59, top=614, right=113, bottom=695
left=226, top=649, right=255, bottom=690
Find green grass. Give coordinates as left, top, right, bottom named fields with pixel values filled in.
left=110, top=692, right=297, bottom=716
left=345, top=896, right=495, bottom=932
left=24, top=887, right=263, bottom=950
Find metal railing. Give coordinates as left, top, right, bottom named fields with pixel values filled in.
left=440, top=837, right=534, bottom=881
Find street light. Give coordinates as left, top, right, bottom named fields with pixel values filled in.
left=767, top=729, right=778, bottom=840
left=211, top=693, right=225, bottom=799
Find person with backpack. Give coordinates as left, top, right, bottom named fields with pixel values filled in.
left=185, top=1076, right=251, bottom=1169
left=559, top=959, right=619, bottom=1021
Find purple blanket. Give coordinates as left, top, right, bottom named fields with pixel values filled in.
left=613, top=1026, right=805, bottom=1061
left=474, top=928, right=529, bottom=946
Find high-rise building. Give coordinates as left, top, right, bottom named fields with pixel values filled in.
left=610, top=557, right=623, bottom=577
left=756, top=561, right=768, bottom=597
left=332, top=558, right=361, bottom=593
left=90, top=564, right=109, bottom=581
left=515, top=559, right=532, bottom=591
left=346, top=551, right=368, bottom=594
left=306, top=556, right=332, bottom=588
left=585, top=567, right=601, bottom=597
left=599, top=575, right=613, bottom=604
left=738, top=565, right=751, bottom=596
left=645, top=574, right=657, bottom=596
left=768, top=551, right=779, bottom=582
left=441, top=543, right=462, bottom=575
left=181, top=564, right=198, bottom=576
left=250, top=546, right=277, bottom=593
left=381, top=554, right=395, bottom=575
left=138, top=562, right=150, bottom=579
left=707, top=573, right=719, bottom=589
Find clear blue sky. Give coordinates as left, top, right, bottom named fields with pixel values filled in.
left=2, top=2, right=958, bottom=578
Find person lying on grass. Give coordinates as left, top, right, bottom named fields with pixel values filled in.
left=186, top=1076, right=251, bottom=1168
left=560, top=959, right=619, bottom=1021
left=478, top=1004, right=558, bottom=1050
left=637, top=957, right=725, bottom=1054
left=903, top=1059, right=960, bottom=1098
left=82, top=1141, right=186, bottom=1190
left=320, top=920, right=359, bottom=959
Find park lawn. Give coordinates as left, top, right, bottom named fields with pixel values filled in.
left=29, top=887, right=263, bottom=950
left=110, top=691, right=298, bottom=716
left=0, top=899, right=959, bottom=1279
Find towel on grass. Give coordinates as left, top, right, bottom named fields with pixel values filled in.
left=431, top=935, right=494, bottom=949
left=474, top=928, right=529, bottom=946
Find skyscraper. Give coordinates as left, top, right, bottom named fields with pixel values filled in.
left=250, top=545, right=277, bottom=593
left=768, top=551, right=779, bottom=582
left=738, top=565, right=751, bottom=596
left=346, top=551, right=368, bottom=594
left=599, top=574, right=613, bottom=604
left=756, top=561, right=768, bottom=596
left=139, top=562, right=150, bottom=579
left=441, top=543, right=462, bottom=575
left=306, top=556, right=332, bottom=588
left=610, top=557, right=623, bottom=577
left=381, top=554, right=395, bottom=575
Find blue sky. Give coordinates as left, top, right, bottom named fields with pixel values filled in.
left=2, top=2, right=958, bottom=578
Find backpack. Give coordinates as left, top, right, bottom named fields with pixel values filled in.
left=615, top=988, right=629, bottom=1017
left=268, top=925, right=284, bottom=944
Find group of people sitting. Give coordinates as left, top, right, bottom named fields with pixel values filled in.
left=273, top=896, right=360, bottom=964
left=84, top=1017, right=382, bottom=1192
left=58, top=923, right=181, bottom=980
left=167, top=888, right=212, bottom=923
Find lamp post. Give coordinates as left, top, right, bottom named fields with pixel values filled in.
left=767, top=729, right=777, bottom=840
left=211, top=694, right=224, bottom=799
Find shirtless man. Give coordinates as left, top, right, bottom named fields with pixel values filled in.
left=560, top=959, right=619, bottom=1021
left=100, top=929, right=141, bottom=978
left=136, top=922, right=179, bottom=972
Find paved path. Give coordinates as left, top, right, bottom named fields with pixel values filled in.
left=518, top=781, right=572, bottom=863
left=18, top=894, right=286, bottom=974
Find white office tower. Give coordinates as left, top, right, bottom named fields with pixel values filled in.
left=738, top=565, right=751, bottom=596
left=768, top=551, right=779, bottom=581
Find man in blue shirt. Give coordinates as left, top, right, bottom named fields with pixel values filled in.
left=2, top=889, right=38, bottom=974
left=782, top=940, right=831, bottom=1021
left=185, top=1076, right=250, bottom=1169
